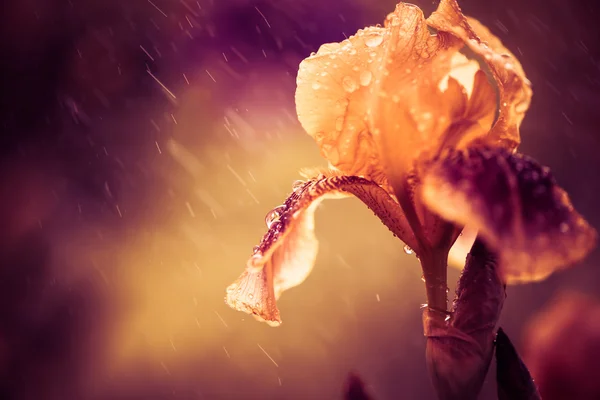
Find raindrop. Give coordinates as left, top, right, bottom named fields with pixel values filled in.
left=342, top=76, right=358, bottom=93
left=359, top=70, right=372, bottom=86
left=404, top=244, right=414, bottom=255
left=365, top=34, right=383, bottom=47
left=444, top=314, right=451, bottom=322
left=252, top=245, right=260, bottom=253
left=312, top=82, right=321, bottom=90
left=292, top=180, right=305, bottom=192
left=265, top=205, right=286, bottom=228
left=559, top=222, right=569, bottom=233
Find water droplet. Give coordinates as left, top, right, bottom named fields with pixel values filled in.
left=421, top=275, right=426, bottom=282
left=252, top=245, right=260, bottom=253
left=559, top=222, right=570, bottom=233
left=270, top=221, right=283, bottom=233
left=359, top=70, right=372, bottom=86
left=349, top=48, right=357, bottom=55
left=342, top=76, right=358, bottom=93
left=250, top=252, right=263, bottom=264
left=420, top=303, right=428, bottom=309
left=248, top=293, right=254, bottom=299
left=365, top=34, right=383, bottom=47
left=404, top=244, right=414, bottom=255
left=292, top=180, right=305, bottom=192
left=444, top=314, right=451, bottom=322
left=265, top=205, right=286, bottom=228
left=312, top=82, right=321, bottom=90
left=515, top=101, right=528, bottom=113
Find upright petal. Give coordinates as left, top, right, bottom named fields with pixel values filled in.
left=295, top=28, right=389, bottom=187
left=420, top=144, right=597, bottom=283
left=428, top=0, right=532, bottom=150
left=295, top=2, right=475, bottom=193
left=368, top=4, right=463, bottom=188
left=225, top=172, right=417, bottom=325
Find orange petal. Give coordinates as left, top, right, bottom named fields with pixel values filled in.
left=295, top=3, right=469, bottom=193
left=428, top=0, right=532, bottom=150
left=295, top=28, right=389, bottom=187
left=420, top=144, right=597, bottom=283
left=225, top=172, right=417, bottom=325
left=367, top=4, right=463, bottom=190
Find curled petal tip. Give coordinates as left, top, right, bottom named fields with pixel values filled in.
left=225, top=172, right=418, bottom=325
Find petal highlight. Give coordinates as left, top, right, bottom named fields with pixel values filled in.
left=420, top=145, right=598, bottom=283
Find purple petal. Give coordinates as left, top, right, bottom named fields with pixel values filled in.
left=421, top=144, right=597, bottom=283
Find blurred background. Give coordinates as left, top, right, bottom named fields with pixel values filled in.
left=0, top=0, right=599, bottom=399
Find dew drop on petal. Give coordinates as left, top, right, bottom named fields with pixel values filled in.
left=404, top=244, right=414, bottom=255
left=560, top=222, right=570, bottom=233
left=365, top=34, right=383, bottom=47
left=312, top=82, right=321, bottom=90
left=250, top=252, right=263, bottom=264
left=292, top=180, right=305, bottom=192
left=342, top=76, right=358, bottom=93
left=265, top=205, right=286, bottom=228
left=359, top=70, right=372, bottom=86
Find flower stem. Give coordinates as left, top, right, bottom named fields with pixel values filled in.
left=420, top=252, right=448, bottom=312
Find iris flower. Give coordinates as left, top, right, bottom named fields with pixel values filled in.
left=225, top=0, right=596, bottom=396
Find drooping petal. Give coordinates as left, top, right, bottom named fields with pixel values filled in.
left=420, top=144, right=598, bottom=283
left=428, top=0, right=532, bottom=150
left=225, top=172, right=417, bottom=325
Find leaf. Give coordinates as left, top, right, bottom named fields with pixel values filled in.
left=495, top=328, right=541, bottom=400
